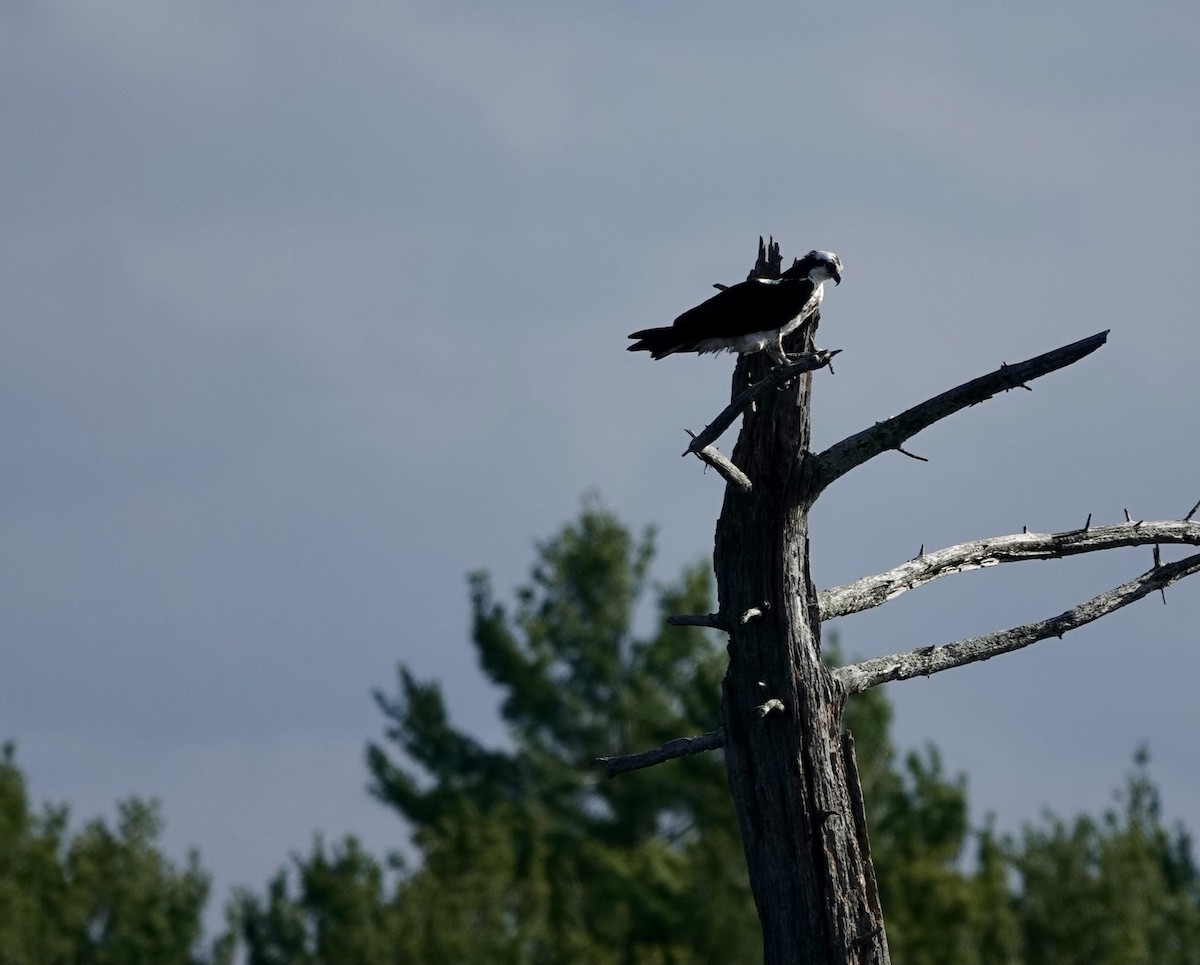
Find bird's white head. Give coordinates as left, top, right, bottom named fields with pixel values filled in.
left=800, top=250, right=843, bottom=286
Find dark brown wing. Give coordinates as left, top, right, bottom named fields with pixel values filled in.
left=669, top=276, right=817, bottom=340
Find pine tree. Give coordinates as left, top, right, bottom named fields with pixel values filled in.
left=0, top=743, right=209, bottom=965
left=367, top=499, right=756, bottom=964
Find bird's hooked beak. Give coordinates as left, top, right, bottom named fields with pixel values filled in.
left=830, top=268, right=842, bottom=286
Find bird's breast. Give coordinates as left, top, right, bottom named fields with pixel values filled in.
left=777, top=286, right=823, bottom=338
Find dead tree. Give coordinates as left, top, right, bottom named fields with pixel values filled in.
left=599, top=238, right=1200, bottom=965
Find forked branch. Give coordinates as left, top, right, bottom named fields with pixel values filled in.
left=820, top=519, right=1200, bottom=620
left=808, top=331, right=1108, bottom=497
left=835, top=551, right=1200, bottom=694
left=684, top=349, right=842, bottom=458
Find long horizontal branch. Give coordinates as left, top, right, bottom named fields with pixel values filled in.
left=596, top=729, right=724, bottom=777
left=684, top=349, right=841, bottom=457
left=808, top=331, right=1108, bottom=497
left=820, top=519, right=1200, bottom=620
left=834, top=551, right=1200, bottom=694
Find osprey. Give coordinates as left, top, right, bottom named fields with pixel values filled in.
left=627, top=249, right=843, bottom=365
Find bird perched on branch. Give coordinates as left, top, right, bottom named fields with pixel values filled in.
left=627, top=249, right=842, bottom=365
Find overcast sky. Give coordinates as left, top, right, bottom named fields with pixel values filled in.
left=3, top=0, right=1199, bottom=928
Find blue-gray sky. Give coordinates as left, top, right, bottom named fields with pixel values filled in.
left=3, top=0, right=1199, bottom=923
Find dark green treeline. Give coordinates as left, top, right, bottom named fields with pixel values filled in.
left=3, top=503, right=1198, bottom=964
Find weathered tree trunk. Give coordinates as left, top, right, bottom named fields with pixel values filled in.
left=715, top=248, right=888, bottom=965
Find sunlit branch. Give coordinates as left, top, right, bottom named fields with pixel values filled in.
left=820, top=519, right=1200, bottom=620
left=834, top=551, right=1200, bottom=694
left=686, top=438, right=752, bottom=492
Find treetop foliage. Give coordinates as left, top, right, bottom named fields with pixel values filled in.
left=0, top=742, right=209, bottom=965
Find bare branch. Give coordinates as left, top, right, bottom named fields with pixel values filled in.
left=597, top=729, right=724, bottom=778
left=808, top=331, right=1108, bottom=497
left=835, top=551, right=1200, bottom=694
left=755, top=698, right=786, bottom=718
left=683, top=350, right=842, bottom=458
left=685, top=436, right=753, bottom=492
left=820, top=519, right=1200, bottom=620
left=666, top=612, right=729, bottom=630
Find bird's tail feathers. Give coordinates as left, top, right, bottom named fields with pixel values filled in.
left=627, top=326, right=686, bottom=359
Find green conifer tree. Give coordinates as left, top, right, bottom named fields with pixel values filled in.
left=0, top=743, right=209, bottom=965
